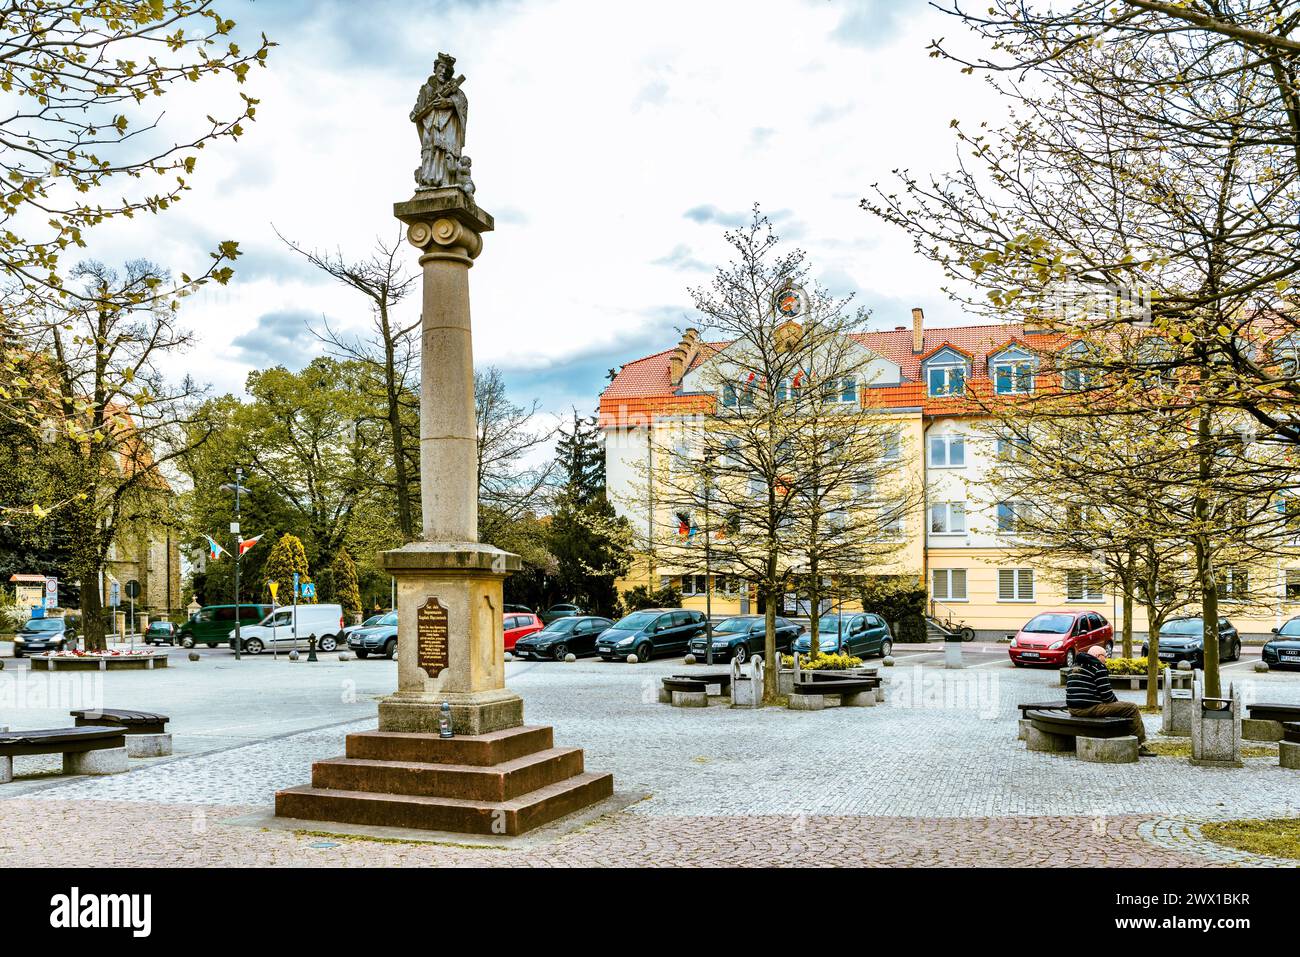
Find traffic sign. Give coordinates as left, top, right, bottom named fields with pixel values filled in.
left=300, top=582, right=316, bottom=599
left=269, top=581, right=279, bottom=602
left=109, top=581, right=120, bottom=607
left=125, top=580, right=140, bottom=599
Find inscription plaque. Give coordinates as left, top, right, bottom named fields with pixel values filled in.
left=416, top=597, right=449, bottom=678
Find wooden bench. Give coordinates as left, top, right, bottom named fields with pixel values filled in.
left=70, top=708, right=172, bottom=757
left=660, top=673, right=732, bottom=706
left=789, top=676, right=879, bottom=711
left=0, top=726, right=128, bottom=782
left=1016, top=701, right=1068, bottom=740
left=1023, top=708, right=1138, bottom=763
left=1243, top=703, right=1300, bottom=742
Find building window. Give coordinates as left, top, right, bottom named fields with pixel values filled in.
left=993, top=360, right=1034, bottom=394
left=997, top=501, right=1025, bottom=534
left=680, top=574, right=708, bottom=596
left=722, top=437, right=742, bottom=467
left=854, top=477, right=877, bottom=500
left=879, top=501, right=905, bottom=536
left=932, top=568, right=967, bottom=601
left=1218, top=567, right=1248, bottom=599
left=722, top=383, right=737, bottom=408
left=927, top=364, right=966, bottom=397
left=1286, top=569, right=1300, bottom=600
left=929, top=502, right=966, bottom=535
left=996, top=436, right=1030, bottom=462
left=840, top=377, right=857, bottom=403
left=998, top=568, right=1034, bottom=601
left=1066, top=570, right=1103, bottom=601
left=825, top=508, right=848, bottom=532
left=881, top=429, right=901, bottom=461
left=929, top=434, right=965, bottom=467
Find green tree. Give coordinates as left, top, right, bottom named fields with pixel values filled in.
left=262, top=533, right=314, bottom=605
left=331, top=547, right=362, bottom=621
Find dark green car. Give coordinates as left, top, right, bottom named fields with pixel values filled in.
left=177, top=604, right=273, bottom=648
left=595, top=608, right=708, bottom=661
left=792, top=613, right=893, bottom=658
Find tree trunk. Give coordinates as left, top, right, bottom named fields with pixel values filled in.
left=763, top=584, right=779, bottom=703
left=1195, top=535, right=1223, bottom=699
left=80, top=573, right=106, bottom=652
left=1143, top=604, right=1161, bottom=709
left=1121, top=589, right=1133, bottom=661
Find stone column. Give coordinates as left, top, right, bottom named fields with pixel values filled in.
left=378, top=188, right=523, bottom=736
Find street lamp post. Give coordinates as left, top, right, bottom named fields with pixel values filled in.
left=220, top=468, right=248, bottom=661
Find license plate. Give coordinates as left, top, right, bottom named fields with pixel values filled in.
left=1281, top=652, right=1300, bottom=662
left=1159, top=652, right=1176, bottom=659
left=1020, top=651, right=1039, bottom=658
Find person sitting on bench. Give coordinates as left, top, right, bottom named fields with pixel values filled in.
left=1067, top=645, right=1153, bottom=756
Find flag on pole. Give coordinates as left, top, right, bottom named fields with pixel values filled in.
left=238, top=534, right=263, bottom=557
left=203, top=535, right=228, bottom=561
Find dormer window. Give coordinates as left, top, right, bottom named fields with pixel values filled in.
left=993, top=359, right=1034, bottom=394
left=927, top=363, right=966, bottom=397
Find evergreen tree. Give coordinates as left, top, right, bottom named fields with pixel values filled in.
left=548, top=411, right=630, bottom=615
left=262, top=533, right=316, bottom=604
left=331, top=547, right=362, bottom=621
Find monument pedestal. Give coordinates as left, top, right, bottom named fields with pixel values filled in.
left=375, top=541, right=523, bottom=736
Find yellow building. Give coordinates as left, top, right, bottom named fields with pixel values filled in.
left=599, top=310, right=1300, bottom=639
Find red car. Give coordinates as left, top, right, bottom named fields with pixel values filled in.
left=1008, top=610, right=1113, bottom=668
left=504, top=612, right=544, bottom=651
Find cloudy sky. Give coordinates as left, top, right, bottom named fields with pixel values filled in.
left=83, top=0, right=1002, bottom=422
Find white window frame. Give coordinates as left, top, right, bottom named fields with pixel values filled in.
left=1286, top=569, right=1300, bottom=601
left=879, top=500, right=905, bottom=537
left=996, top=501, right=1025, bottom=534
left=929, top=501, right=966, bottom=535
left=1066, top=570, right=1104, bottom=602
left=932, top=568, right=967, bottom=602
left=927, top=363, right=966, bottom=397
left=993, top=359, right=1035, bottom=395
left=928, top=434, right=965, bottom=468
left=1219, top=566, right=1248, bottom=599
left=998, top=568, right=1035, bottom=602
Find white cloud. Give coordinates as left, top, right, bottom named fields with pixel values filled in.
left=69, top=0, right=1003, bottom=409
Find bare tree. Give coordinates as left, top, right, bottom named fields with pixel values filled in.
left=475, top=367, right=557, bottom=546
left=277, top=228, right=421, bottom=540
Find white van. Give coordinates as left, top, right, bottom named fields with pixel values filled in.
left=232, top=603, right=346, bottom=654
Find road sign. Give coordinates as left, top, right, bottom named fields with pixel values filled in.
left=269, top=581, right=279, bottom=602
left=300, top=582, right=316, bottom=599
left=44, top=576, right=57, bottom=609
left=109, top=581, right=120, bottom=607
left=125, top=580, right=140, bottom=599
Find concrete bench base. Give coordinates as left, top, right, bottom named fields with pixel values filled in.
left=1077, top=734, right=1139, bottom=764
left=670, top=690, right=708, bottom=708
left=875, top=687, right=887, bottom=704
left=658, top=686, right=672, bottom=704
left=1242, top=718, right=1284, bottom=742
left=126, top=733, right=172, bottom=758
left=1018, top=718, right=1033, bottom=741
left=0, top=756, right=10, bottom=784
left=63, top=746, right=128, bottom=775
left=1281, top=741, right=1300, bottom=770
left=1024, top=726, right=1074, bottom=753
left=841, top=690, right=875, bottom=708
left=788, top=693, right=825, bottom=711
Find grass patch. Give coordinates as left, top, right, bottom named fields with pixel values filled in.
left=1141, top=740, right=1277, bottom=759
left=1201, top=819, right=1300, bottom=860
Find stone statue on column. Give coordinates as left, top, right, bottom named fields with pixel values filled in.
left=411, top=52, right=468, bottom=190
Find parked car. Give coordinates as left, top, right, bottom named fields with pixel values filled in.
left=541, top=603, right=583, bottom=624
left=1264, top=617, right=1300, bottom=669
left=1141, top=617, right=1240, bottom=667
left=236, top=603, right=346, bottom=655
left=1009, top=610, right=1113, bottom=668
left=792, top=613, right=893, bottom=658
left=596, top=608, right=708, bottom=661
left=144, top=621, right=179, bottom=646
left=342, top=613, right=387, bottom=644
left=688, top=615, right=803, bottom=663
left=513, top=616, right=615, bottom=660
left=12, top=616, right=76, bottom=657
left=504, top=613, right=544, bottom=651
left=504, top=603, right=534, bottom=615
left=348, top=611, right=399, bottom=659
left=179, top=604, right=273, bottom=648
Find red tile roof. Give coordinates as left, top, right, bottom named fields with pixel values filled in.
left=598, top=321, right=1073, bottom=424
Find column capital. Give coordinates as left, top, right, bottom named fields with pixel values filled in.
left=395, top=188, right=493, bottom=262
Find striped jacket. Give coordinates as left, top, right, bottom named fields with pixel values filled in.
left=1066, top=653, right=1118, bottom=708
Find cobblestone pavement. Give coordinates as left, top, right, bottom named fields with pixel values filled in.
left=0, top=799, right=1235, bottom=867
left=3, top=654, right=1298, bottom=865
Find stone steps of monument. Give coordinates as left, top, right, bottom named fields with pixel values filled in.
left=344, top=725, right=553, bottom=766
left=275, top=771, right=615, bottom=836
left=310, top=747, right=586, bottom=802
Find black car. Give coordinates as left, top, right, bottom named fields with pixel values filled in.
left=687, top=615, right=803, bottom=664
left=1141, top=616, right=1240, bottom=667
left=144, top=621, right=179, bottom=646
left=513, top=616, right=614, bottom=660
left=347, top=611, right=399, bottom=659
left=793, top=612, right=894, bottom=658
left=596, top=608, right=708, bottom=661
left=13, top=616, right=76, bottom=657
left=1264, top=617, right=1300, bottom=669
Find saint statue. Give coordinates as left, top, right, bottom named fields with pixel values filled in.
left=411, top=52, right=468, bottom=189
